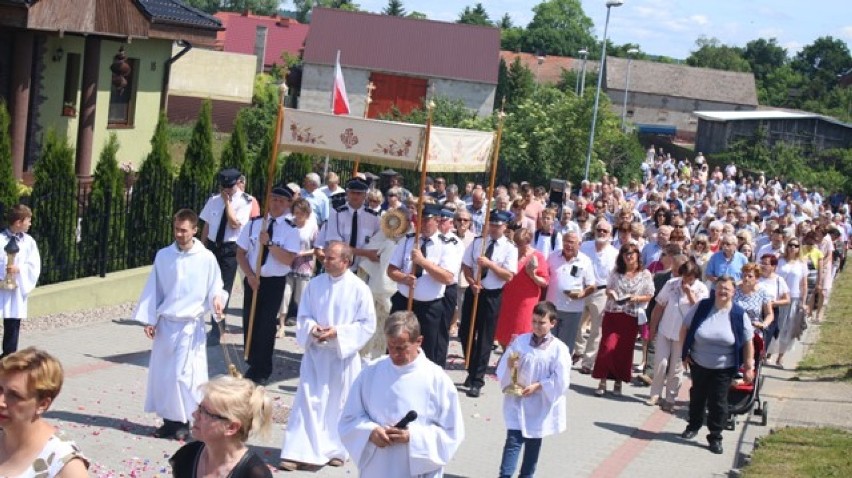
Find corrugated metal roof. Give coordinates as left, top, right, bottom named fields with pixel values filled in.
left=135, top=0, right=221, bottom=30
left=695, top=110, right=852, bottom=128
left=500, top=51, right=574, bottom=85
left=605, top=56, right=758, bottom=106
left=215, top=12, right=309, bottom=67
left=303, top=7, right=500, bottom=85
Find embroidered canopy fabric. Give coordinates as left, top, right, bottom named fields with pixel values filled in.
left=280, top=109, right=493, bottom=172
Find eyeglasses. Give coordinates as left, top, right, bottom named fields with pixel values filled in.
left=788, top=244, right=800, bottom=248
left=197, top=403, right=228, bottom=421
left=623, top=251, right=639, bottom=256
left=673, top=224, right=685, bottom=228
left=596, top=228, right=610, bottom=234
left=455, top=218, right=471, bottom=222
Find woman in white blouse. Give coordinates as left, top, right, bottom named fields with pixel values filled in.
left=773, top=240, right=809, bottom=367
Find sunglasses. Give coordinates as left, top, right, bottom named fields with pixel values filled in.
left=788, top=244, right=800, bottom=248
left=596, top=228, right=610, bottom=233
left=455, top=218, right=471, bottom=223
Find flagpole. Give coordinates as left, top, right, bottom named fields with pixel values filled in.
left=245, top=81, right=287, bottom=361
left=464, top=108, right=506, bottom=369
left=407, top=101, right=435, bottom=311
left=352, top=81, right=376, bottom=177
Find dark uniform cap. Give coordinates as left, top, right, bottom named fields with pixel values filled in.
left=421, top=203, right=442, bottom=218
left=489, top=210, right=512, bottom=225
left=271, top=185, right=293, bottom=199
left=346, top=179, right=369, bottom=192
left=439, top=208, right=455, bottom=219
left=218, top=168, right=241, bottom=188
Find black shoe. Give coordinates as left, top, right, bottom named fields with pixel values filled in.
left=708, top=441, right=723, bottom=454
left=153, top=419, right=180, bottom=439
left=466, top=386, right=481, bottom=398
left=206, top=332, right=221, bottom=347
left=174, top=422, right=191, bottom=441
left=463, top=377, right=471, bottom=388
left=285, top=317, right=296, bottom=326
left=681, top=428, right=699, bottom=440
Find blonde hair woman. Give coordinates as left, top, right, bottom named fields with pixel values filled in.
left=170, top=376, right=273, bottom=478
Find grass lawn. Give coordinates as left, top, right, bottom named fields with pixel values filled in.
left=797, top=268, right=852, bottom=381
left=742, top=427, right=852, bottom=477
left=167, top=123, right=230, bottom=168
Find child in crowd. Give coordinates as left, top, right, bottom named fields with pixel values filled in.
left=497, top=301, right=571, bottom=478
left=0, top=204, right=41, bottom=358
left=532, top=208, right=562, bottom=259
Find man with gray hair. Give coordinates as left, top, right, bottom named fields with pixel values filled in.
left=339, top=310, right=465, bottom=477
left=302, top=172, right=330, bottom=225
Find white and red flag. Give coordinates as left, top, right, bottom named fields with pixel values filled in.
left=331, top=50, right=350, bottom=115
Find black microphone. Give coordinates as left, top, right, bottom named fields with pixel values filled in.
left=393, top=410, right=418, bottom=429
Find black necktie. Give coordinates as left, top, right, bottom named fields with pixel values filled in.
left=215, top=202, right=228, bottom=246
left=481, top=239, right=495, bottom=279
left=414, top=238, right=430, bottom=277
left=261, top=219, right=274, bottom=265
left=349, top=209, right=358, bottom=248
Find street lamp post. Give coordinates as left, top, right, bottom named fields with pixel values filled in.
left=621, top=47, right=639, bottom=132
left=576, top=48, right=589, bottom=96
left=583, top=0, right=624, bottom=181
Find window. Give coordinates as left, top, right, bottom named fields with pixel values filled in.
left=61, top=53, right=81, bottom=117
left=108, top=58, right=139, bottom=127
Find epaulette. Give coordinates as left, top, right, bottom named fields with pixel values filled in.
left=365, top=208, right=380, bottom=216
left=335, top=204, right=349, bottom=212
left=439, top=234, right=458, bottom=245
left=284, top=218, right=295, bottom=227
left=242, top=192, right=252, bottom=203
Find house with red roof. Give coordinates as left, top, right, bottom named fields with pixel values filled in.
left=500, top=51, right=576, bottom=85
left=214, top=10, right=309, bottom=70
left=299, top=8, right=500, bottom=118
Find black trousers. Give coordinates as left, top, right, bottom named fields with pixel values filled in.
left=459, top=287, right=503, bottom=387
left=242, top=275, right=286, bottom=380
left=2, top=318, right=21, bottom=358
left=442, top=283, right=458, bottom=330
left=390, top=292, right=448, bottom=367
left=687, top=362, right=736, bottom=441
left=206, top=241, right=238, bottom=339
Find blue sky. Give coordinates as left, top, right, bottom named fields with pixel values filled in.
left=298, top=0, right=852, bottom=59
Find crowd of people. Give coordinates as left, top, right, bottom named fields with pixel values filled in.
left=2, top=143, right=850, bottom=476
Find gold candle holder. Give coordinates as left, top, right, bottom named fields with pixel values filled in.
left=2, top=238, right=19, bottom=291
left=502, top=351, right=524, bottom=397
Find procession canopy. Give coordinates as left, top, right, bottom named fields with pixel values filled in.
left=280, top=108, right=493, bottom=172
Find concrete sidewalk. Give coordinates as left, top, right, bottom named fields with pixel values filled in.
left=25, top=280, right=841, bottom=478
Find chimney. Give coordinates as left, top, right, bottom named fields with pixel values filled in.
left=254, top=25, right=268, bottom=74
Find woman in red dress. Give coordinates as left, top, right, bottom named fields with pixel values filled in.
left=593, top=243, right=655, bottom=397
left=495, top=229, right=550, bottom=348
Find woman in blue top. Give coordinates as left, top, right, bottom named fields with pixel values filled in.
left=680, top=276, right=755, bottom=455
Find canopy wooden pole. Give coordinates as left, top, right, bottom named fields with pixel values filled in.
left=464, top=110, right=506, bottom=368
left=245, top=82, right=288, bottom=360
left=352, top=81, right=376, bottom=177
left=407, top=101, right=436, bottom=311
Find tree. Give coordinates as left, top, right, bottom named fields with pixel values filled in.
left=686, top=37, right=751, bottom=72
left=407, top=11, right=427, bottom=19
left=791, top=36, right=852, bottom=105
left=522, top=0, right=595, bottom=58
left=0, top=99, right=18, bottom=214
left=504, top=57, right=535, bottom=107
left=501, top=26, right=525, bottom=52
left=220, top=114, right=251, bottom=175
left=383, top=0, right=405, bottom=16
left=184, top=0, right=280, bottom=16
left=743, top=38, right=787, bottom=83
left=497, top=12, right=513, bottom=29
left=292, top=0, right=361, bottom=22
left=175, top=100, right=216, bottom=213
left=30, top=131, right=77, bottom=283
left=457, top=3, right=491, bottom=26
left=127, top=113, right=175, bottom=268
left=756, top=64, right=804, bottom=107
left=80, top=134, right=124, bottom=276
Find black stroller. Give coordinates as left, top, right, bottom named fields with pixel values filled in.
left=726, top=330, right=769, bottom=429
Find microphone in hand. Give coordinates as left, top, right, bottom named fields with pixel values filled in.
left=393, top=410, right=418, bottom=429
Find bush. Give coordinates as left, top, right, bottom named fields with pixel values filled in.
left=30, top=131, right=78, bottom=283
left=0, top=99, right=18, bottom=220
left=219, top=113, right=251, bottom=176
left=174, top=99, right=216, bottom=213
left=80, top=134, right=125, bottom=276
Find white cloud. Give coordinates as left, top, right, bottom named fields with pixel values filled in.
left=690, top=14, right=710, bottom=26
left=782, top=41, right=803, bottom=55
left=841, top=25, right=852, bottom=40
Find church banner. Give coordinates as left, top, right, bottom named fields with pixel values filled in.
left=279, top=109, right=491, bottom=172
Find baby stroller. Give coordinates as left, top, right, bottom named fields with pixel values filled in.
left=726, top=330, right=769, bottom=429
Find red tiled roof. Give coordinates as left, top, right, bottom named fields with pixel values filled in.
left=215, top=11, right=309, bottom=67
left=500, top=51, right=575, bottom=85
left=303, top=8, right=500, bottom=85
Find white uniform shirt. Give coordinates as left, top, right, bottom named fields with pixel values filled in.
left=463, top=235, right=518, bottom=290
left=324, top=203, right=380, bottom=270
left=579, top=240, right=618, bottom=287
left=389, top=232, right=458, bottom=301
left=236, top=215, right=301, bottom=277
left=199, top=193, right=253, bottom=243
left=533, top=230, right=562, bottom=260
left=545, top=251, right=595, bottom=313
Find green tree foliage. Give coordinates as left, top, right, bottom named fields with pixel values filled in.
left=504, top=57, right=535, bottom=107
left=0, top=99, right=19, bottom=214
left=184, top=0, right=280, bottom=15
left=220, top=114, right=251, bottom=175
left=247, top=124, right=280, bottom=209
left=127, top=113, right=175, bottom=268
left=30, top=131, right=77, bottom=283
left=407, top=11, right=427, bottom=19
left=239, top=73, right=280, bottom=159
left=743, top=38, right=787, bottom=83
left=522, top=0, right=595, bottom=58
left=494, top=58, right=509, bottom=110
left=382, top=96, right=492, bottom=131
left=292, top=0, right=361, bottom=22
left=500, top=87, right=642, bottom=186
left=175, top=100, right=216, bottom=212
left=80, top=134, right=124, bottom=276
left=686, top=37, right=751, bottom=72
left=383, top=0, right=405, bottom=16
left=457, top=3, right=491, bottom=26
left=791, top=36, right=852, bottom=106
left=757, top=64, right=804, bottom=106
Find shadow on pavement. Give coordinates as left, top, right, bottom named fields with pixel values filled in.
left=45, top=410, right=155, bottom=438
left=86, top=350, right=150, bottom=368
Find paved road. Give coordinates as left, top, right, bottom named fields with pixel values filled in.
left=28, top=280, right=826, bottom=478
